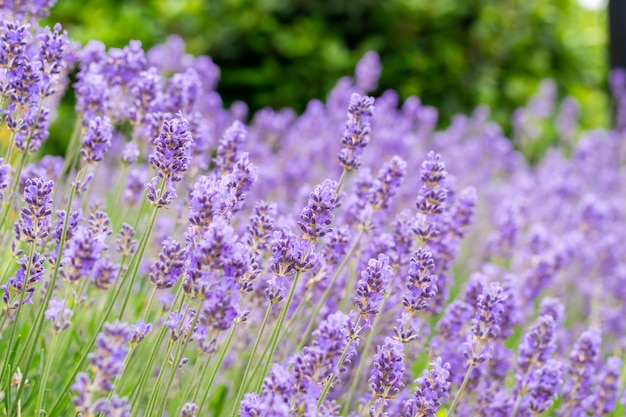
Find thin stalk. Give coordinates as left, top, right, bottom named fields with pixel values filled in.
left=510, top=393, right=523, bottom=417
left=142, top=286, right=157, bottom=322
left=317, top=315, right=363, bottom=409
left=229, top=304, right=273, bottom=417
left=446, top=341, right=482, bottom=416
left=145, top=298, right=193, bottom=416
left=11, top=165, right=86, bottom=372
left=344, top=293, right=391, bottom=413
left=255, top=271, right=302, bottom=393
left=34, top=329, right=58, bottom=415
left=129, top=288, right=185, bottom=415
left=191, top=340, right=216, bottom=403
left=198, top=324, right=237, bottom=413
left=109, top=164, right=129, bottom=230
left=34, top=280, right=72, bottom=416
left=176, top=351, right=203, bottom=411
left=116, top=194, right=161, bottom=320
left=0, top=241, right=36, bottom=386
left=154, top=310, right=201, bottom=417
left=4, top=130, right=16, bottom=162
left=297, top=227, right=366, bottom=352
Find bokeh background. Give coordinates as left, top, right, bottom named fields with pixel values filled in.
left=43, top=0, right=608, bottom=146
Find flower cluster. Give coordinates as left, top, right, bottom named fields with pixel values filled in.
left=1, top=7, right=626, bottom=417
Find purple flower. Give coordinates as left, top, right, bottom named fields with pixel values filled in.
left=463, top=282, right=506, bottom=365
left=45, top=299, right=73, bottom=332
left=245, top=201, right=277, bottom=253
left=516, top=314, right=557, bottom=381
left=353, top=254, right=393, bottom=318
left=214, top=120, right=247, bottom=174
left=129, top=67, right=163, bottom=122
left=103, top=40, right=147, bottom=87
left=416, top=152, right=448, bottom=215
left=14, top=177, right=54, bottom=243
left=0, top=159, right=12, bottom=200
left=60, top=225, right=108, bottom=282
left=240, top=364, right=294, bottom=417
left=166, top=305, right=196, bottom=341
left=199, top=280, right=239, bottom=331
left=121, top=142, right=140, bottom=165
left=337, top=93, right=375, bottom=171
left=81, top=116, right=113, bottom=164
left=187, top=174, right=236, bottom=233
left=403, top=248, right=438, bottom=312
left=181, top=402, right=199, bottom=417
left=130, top=320, right=152, bottom=345
left=527, top=359, right=562, bottom=415
left=293, top=311, right=351, bottom=385
left=584, top=356, right=622, bottom=415
left=72, top=320, right=131, bottom=412
left=355, top=51, right=381, bottom=93
left=165, top=67, right=202, bottom=113
left=368, top=156, right=407, bottom=210
left=270, top=228, right=317, bottom=278
left=2, top=252, right=46, bottom=307
left=0, top=21, right=30, bottom=67
left=115, top=223, right=138, bottom=256
left=402, top=357, right=451, bottom=417
left=146, top=111, right=193, bottom=207
left=38, top=23, right=69, bottom=96
left=149, top=237, right=186, bottom=289
left=298, top=179, right=338, bottom=241
left=91, top=256, right=119, bottom=290
left=226, top=152, right=258, bottom=215
left=369, top=337, right=405, bottom=414
left=124, top=166, right=148, bottom=206
left=563, top=328, right=601, bottom=414
left=148, top=110, right=193, bottom=182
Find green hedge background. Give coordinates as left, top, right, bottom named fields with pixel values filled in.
left=43, top=0, right=608, bottom=132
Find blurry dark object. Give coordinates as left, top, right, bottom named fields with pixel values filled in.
left=45, top=0, right=608, bottom=133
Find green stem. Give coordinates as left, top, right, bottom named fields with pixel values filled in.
left=446, top=341, right=482, bottom=417
left=297, top=226, right=366, bottom=352
left=34, top=329, right=59, bottom=416
left=191, top=339, right=217, bottom=403
left=0, top=241, right=35, bottom=387
left=145, top=297, right=192, bottom=417
left=129, top=288, right=185, bottom=415
left=176, top=350, right=203, bottom=411
left=142, top=286, right=157, bottom=322
left=198, top=324, right=237, bottom=413
left=4, top=130, right=16, bottom=162
left=343, top=294, right=389, bottom=414
left=317, top=315, right=363, bottom=410
left=229, top=304, right=273, bottom=417
left=255, top=270, right=302, bottom=393
left=116, top=198, right=160, bottom=320
left=510, top=392, right=523, bottom=417
left=154, top=308, right=201, bottom=417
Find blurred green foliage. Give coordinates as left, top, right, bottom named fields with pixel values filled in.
left=44, top=0, right=609, bottom=130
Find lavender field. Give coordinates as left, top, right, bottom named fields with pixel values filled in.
left=0, top=2, right=624, bottom=417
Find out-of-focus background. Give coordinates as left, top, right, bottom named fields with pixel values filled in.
left=43, top=0, right=608, bottom=131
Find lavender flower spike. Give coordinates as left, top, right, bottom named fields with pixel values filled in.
left=298, top=178, right=339, bottom=242
left=81, top=116, right=113, bottom=164
left=146, top=111, right=193, bottom=207
left=148, top=110, right=193, bottom=182
left=337, top=93, right=375, bottom=171
left=14, top=177, right=54, bottom=243
left=369, top=337, right=405, bottom=416
left=403, top=357, right=452, bottom=417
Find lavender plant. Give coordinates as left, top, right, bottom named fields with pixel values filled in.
left=0, top=3, right=625, bottom=417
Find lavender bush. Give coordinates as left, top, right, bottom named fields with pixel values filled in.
left=0, top=3, right=625, bottom=417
